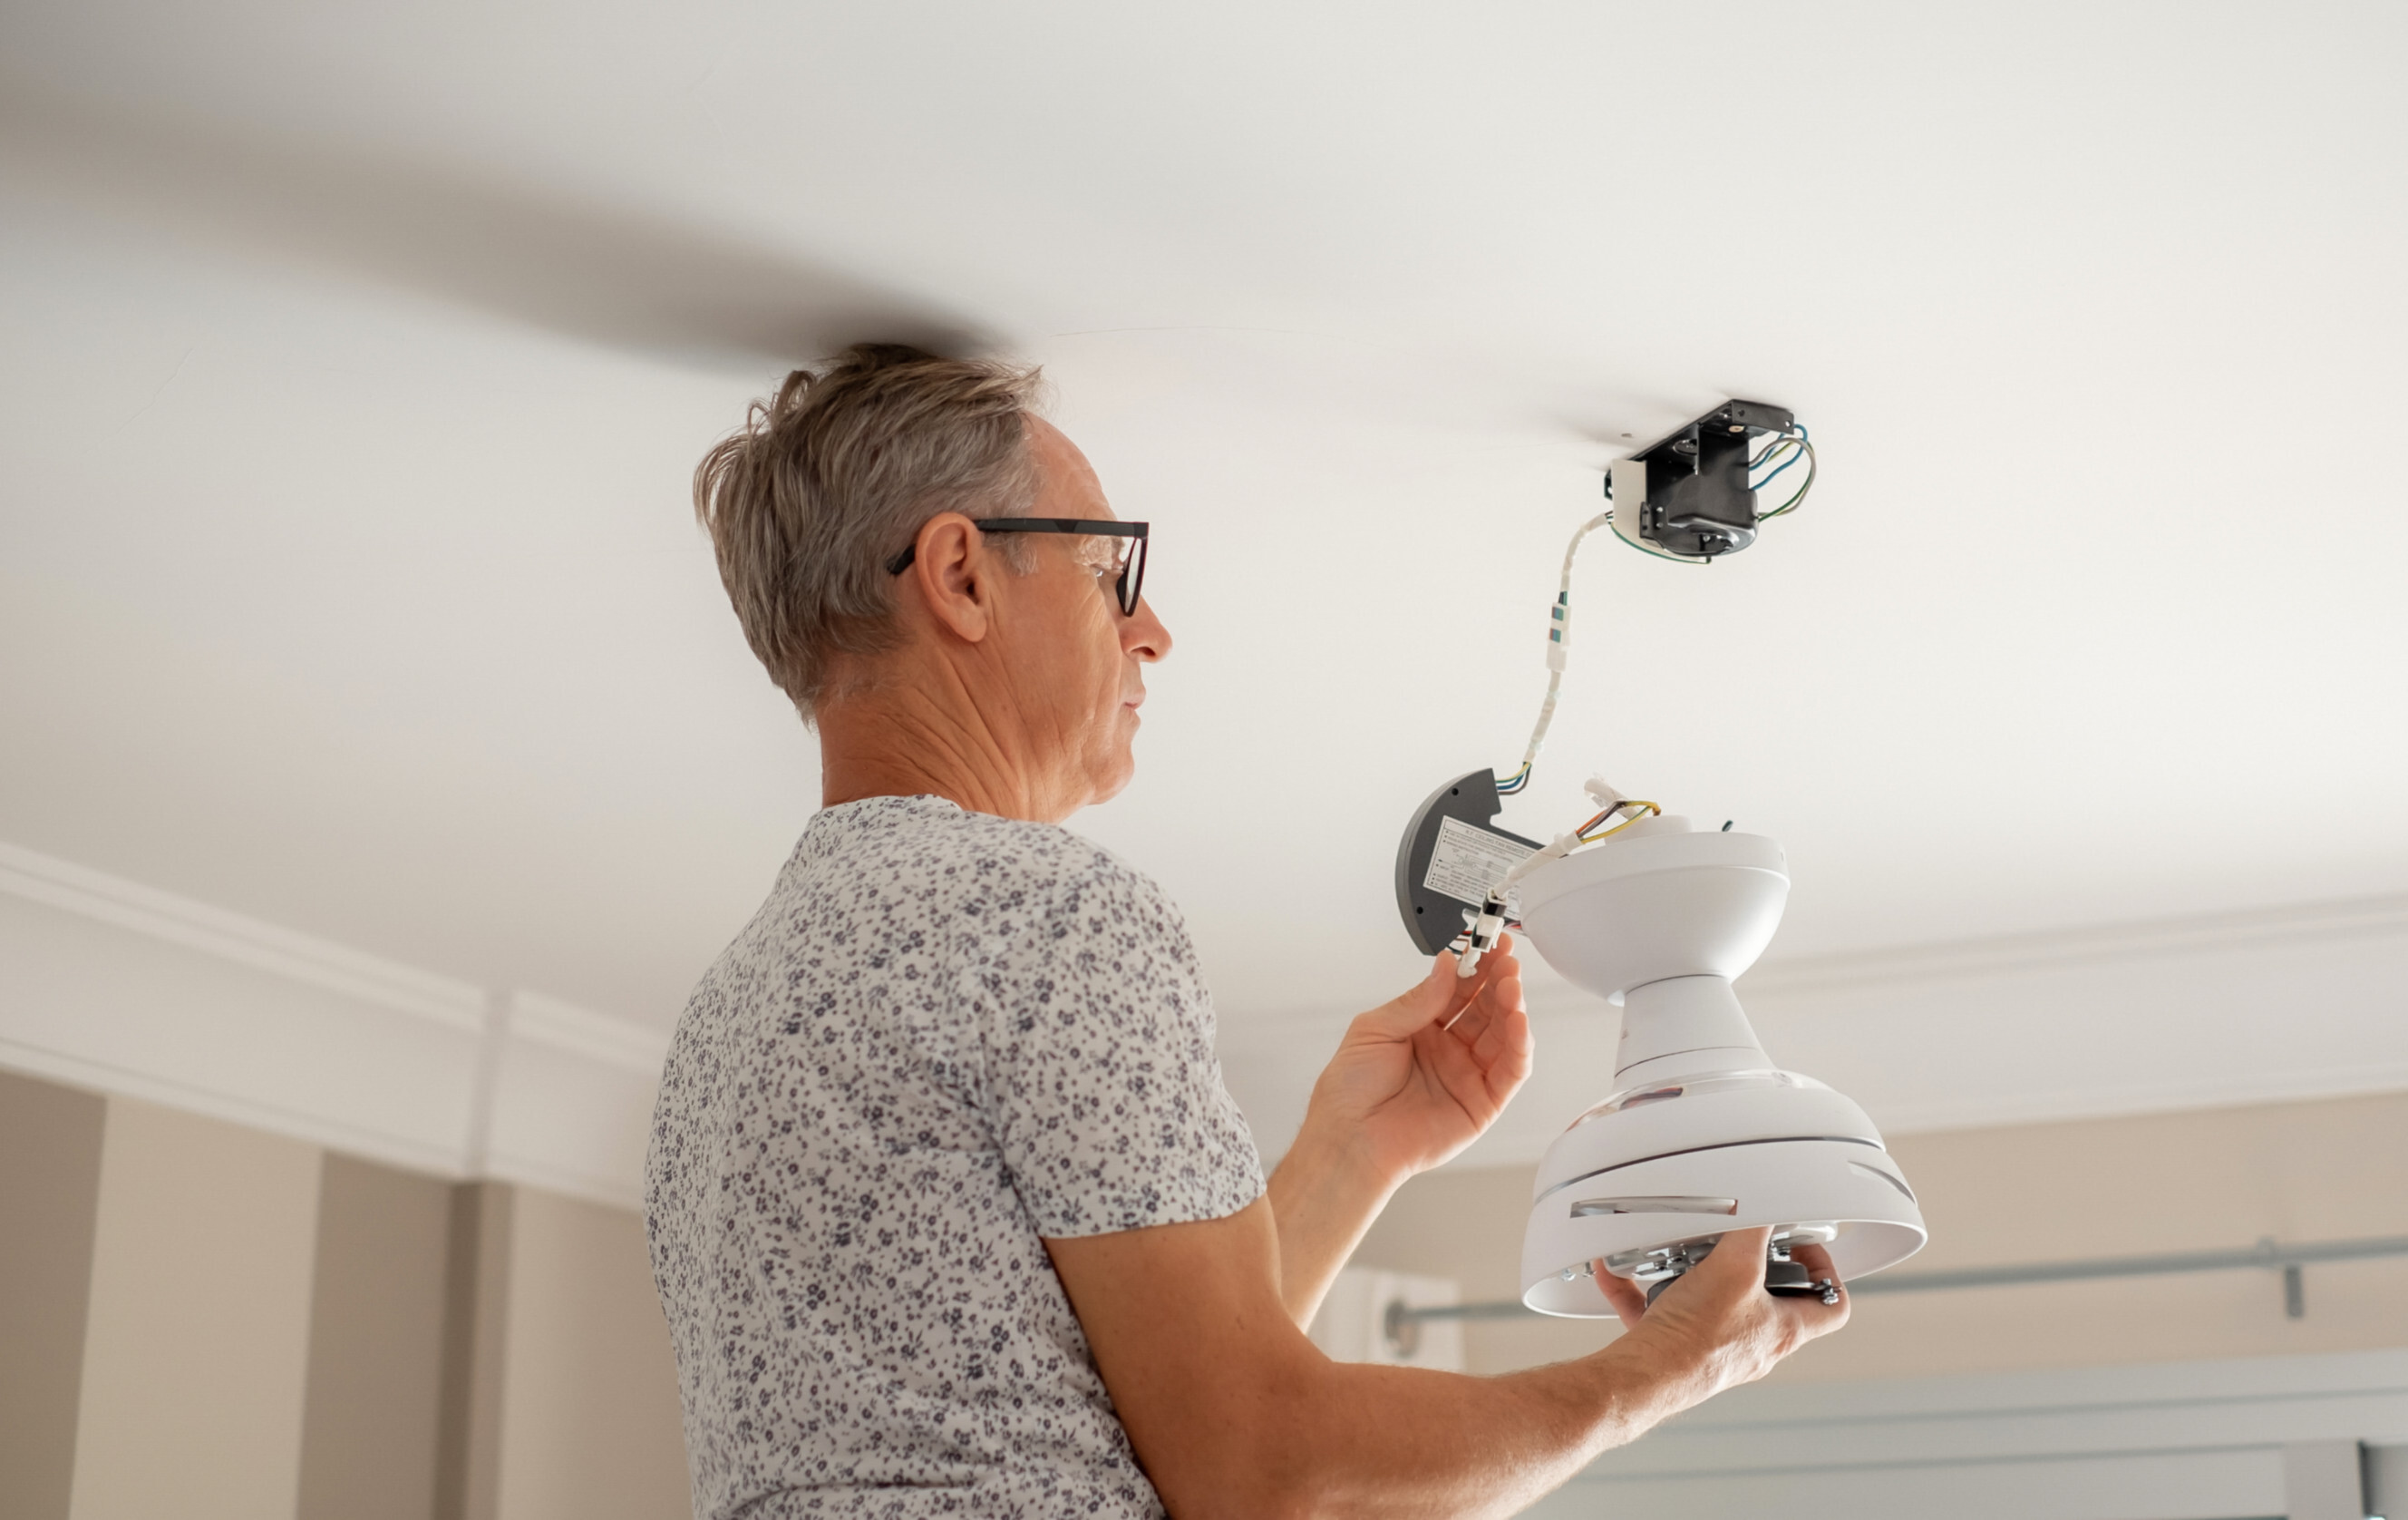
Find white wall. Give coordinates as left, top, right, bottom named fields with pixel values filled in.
left=1529, top=1350, right=2408, bottom=1520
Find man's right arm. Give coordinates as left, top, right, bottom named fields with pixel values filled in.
left=1045, top=1203, right=1843, bottom=1520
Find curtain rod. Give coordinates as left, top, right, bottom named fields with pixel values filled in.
left=1391, top=1233, right=2408, bottom=1331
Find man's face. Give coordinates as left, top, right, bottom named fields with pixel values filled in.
left=1000, top=418, right=1171, bottom=813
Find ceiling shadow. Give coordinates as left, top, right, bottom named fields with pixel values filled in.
left=0, top=82, right=989, bottom=372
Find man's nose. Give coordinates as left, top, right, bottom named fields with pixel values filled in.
left=1123, top=597, right=1171, bottom=663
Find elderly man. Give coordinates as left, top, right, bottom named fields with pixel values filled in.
left=646, top=345, right=1845, bottom=1520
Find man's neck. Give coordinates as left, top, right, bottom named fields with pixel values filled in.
left=815, top=659, right=1072, bottom=823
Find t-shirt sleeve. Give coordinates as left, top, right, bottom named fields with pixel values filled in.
left=975, top=846, right=1266, bottom=1237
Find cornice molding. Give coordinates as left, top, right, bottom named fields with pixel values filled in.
left=1259, top=891, right=2408, bottom=1164
left=507, top=989, right=672, bottom=1074
left=0, top=1033, right=473, bottom=1177
left=0, top=841, right=486, bottom=1031
left=0, top=839, right=668, bottom=1209
left=1743, top=892, right=2408, bottom=999
left=9, top=836, right=2404, bottom=1190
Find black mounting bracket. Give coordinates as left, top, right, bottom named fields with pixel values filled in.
left=1613, top=399, right=1795, bottom=560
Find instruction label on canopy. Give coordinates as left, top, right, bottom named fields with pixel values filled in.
left=1423, top=816, right=1534, bottom=918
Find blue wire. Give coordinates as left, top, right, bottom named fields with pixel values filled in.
left=1751, top=426, right=1812, bottom=491
left=1753, top=448, right=1804, bottom=492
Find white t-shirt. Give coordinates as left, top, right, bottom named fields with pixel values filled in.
left=646, top=794, right=1266, bottom=1519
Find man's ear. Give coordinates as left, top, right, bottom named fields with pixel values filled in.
left=904, top=512, right=996, bottom=644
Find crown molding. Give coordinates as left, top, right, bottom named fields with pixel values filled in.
left=11, top=834, right=2405, bottom=1192
left=1864, top=1057, right=2408, bottom=1137
left=0, top=1031, right=473, bottom=1177
left=0, top=839, right=667, bottom=1210
left=1248, top=892, right=2408, bottom=1168
left=0, top=841, right=486, bottom=1031
left=1500, top=890, right=2408, bottom=1021
left=507, top=989, right=672, bottom=1074
left=1743, top=892, right=2408, bottom=999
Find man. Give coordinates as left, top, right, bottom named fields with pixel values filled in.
left=646, top=345, right=1845, bottom=1520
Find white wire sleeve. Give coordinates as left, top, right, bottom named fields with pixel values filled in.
left=1507, top=510, right=1613, bottom=788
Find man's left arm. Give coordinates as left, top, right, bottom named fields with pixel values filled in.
left=1265, top=939, right=1530, bottom=1329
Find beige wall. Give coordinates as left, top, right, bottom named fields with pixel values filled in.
left=13, top=1065, right=2408, bottom=1515
left=68, top=1098, right=324, bottom=1520
left=0, top=1069, right=106, bottom=1520
left=496, top=1187, right=693, bottom=1520
left=1354, top=1089, right=2408, bottom=1380
left=297, top=1155, right=455, bottom=1520
left=1811, top=1088, right=2408, bottom=1380
left=437, top=1182, right=514, bottom=1520
left=0, top=1072, right=694, bottom=1520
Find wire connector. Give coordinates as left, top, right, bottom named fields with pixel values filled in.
left=1455, top=891, right=1514, bottom=979
left=1497, top=512, right=1611, bottom=796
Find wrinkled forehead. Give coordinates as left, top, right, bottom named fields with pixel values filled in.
left=1021, top=418, right=1128, bottom=570
left=1026, top=416, right=1114, bottom=520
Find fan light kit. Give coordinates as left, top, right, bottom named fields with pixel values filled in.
left=1393, top=402, right=1927, bottom=1316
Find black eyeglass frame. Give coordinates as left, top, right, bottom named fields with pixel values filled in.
left=885, top=518, right=1151, bottom=617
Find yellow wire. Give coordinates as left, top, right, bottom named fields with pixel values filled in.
left=1578, top=801, right=1661, bottom=842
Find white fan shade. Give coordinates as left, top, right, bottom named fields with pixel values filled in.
left=1514, top=821, right=1927, bottom=1316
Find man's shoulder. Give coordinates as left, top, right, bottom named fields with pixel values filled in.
left=802, top=794, right=1170, bottom=914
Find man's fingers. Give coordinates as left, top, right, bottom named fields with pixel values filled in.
left=1697, top=1227, right=1775, bottom=1291
left=1486, top=1022, right=1532, bottom=1102
left=1351, top=954, right=1460, bottom=1038
left=1446, top=946, right=1523, bottom=1038
left=1788, top=1241, right=1848, bottom=1315
left=1410, top=1021, right=1493, bottom=1117
left=1466, top=976, right=1527, bottom=1061
left=1471, top=996, right=1531, bottom=1102
left=1772, top=1240, right=1850, bottom=1340
left=1593, top=1262, right=1648, bottom=1330
left=1436, top=941, right=1517, bottom=1034
left=1790, top=1240, right=1840, bottom=1282
left=1425, top=972, right=1530, bottom=1084
left=1443, top=994, right=1493, bottom=1042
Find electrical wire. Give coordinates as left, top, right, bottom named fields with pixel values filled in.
left=1504, top=422, right=1811, bottom=792
left=1752, top=439, right=1807, bottom=492
left=1756, top=436, right=1817, bottom=519
left=1750, top=424, right=1811, bottom=488
left=1577, top=800, right=1661, bottom=842
left=1496, top=511, right=1610, bottom=794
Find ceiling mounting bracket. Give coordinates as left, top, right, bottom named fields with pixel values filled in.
left=1608, top=398, right=1797, bottom=560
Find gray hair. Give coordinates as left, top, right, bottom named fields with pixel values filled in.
left=693, top=344, right=1044, bottom=716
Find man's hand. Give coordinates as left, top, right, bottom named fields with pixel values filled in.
left=1044, top=1208, right=1844, bottom=1520
left=1305, top=936, right=1533, bottom=1182
left=1593, top=1227, right=1850, bottom=1404
left=1263, top=940, right=1533, bottom=1326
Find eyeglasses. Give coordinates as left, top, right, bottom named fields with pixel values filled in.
left=885, top=518, right=1151, bottom=617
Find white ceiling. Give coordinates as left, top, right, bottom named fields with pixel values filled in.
left=4, top=3, right=2405, bottom=1160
